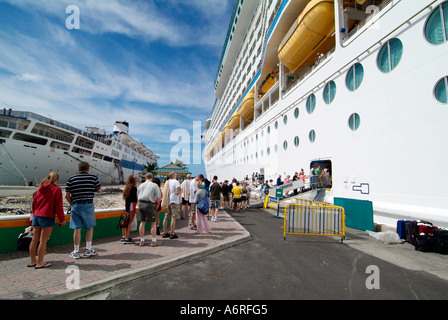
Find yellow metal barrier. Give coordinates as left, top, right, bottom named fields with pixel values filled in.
left=295, top=198, right=314, bottom=206
left=314, top=201, right=332, bottom=206
left=283, top=204, right=346, bottom=243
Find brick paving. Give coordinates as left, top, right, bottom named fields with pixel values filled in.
left=0, top=211, right=250, bottom=300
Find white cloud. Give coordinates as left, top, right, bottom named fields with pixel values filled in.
left=0, top=0, right=230, bottom=47
left=0, top=0, right=231, bottom=167
left=14, top=73, right=43, bottom=82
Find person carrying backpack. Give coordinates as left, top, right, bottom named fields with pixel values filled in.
left=195, top=180, right=211, bottom=234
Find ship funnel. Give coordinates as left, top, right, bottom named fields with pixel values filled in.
left=113, top=121, right=129, bottom=134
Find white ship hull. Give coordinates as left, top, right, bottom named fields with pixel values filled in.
left=203, top=0, right=448, bottom=228
left=0, top=111, right=157, bottom=186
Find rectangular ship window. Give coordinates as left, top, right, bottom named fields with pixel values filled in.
left=13, top=133, right=47, bottom=145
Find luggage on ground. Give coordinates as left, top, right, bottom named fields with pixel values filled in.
left=396, top=220, right=407, bottom=240
left=433, top=228, right=448, bottom=254
left=414, top=234, right=435, bottom=252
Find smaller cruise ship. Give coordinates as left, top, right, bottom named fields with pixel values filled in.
left=0, top=109, right=158, bottom=186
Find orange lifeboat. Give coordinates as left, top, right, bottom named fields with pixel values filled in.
left=258, top=72, right=278, bottom=98
left=228, top=111, right=241, bottom=130
left=278, top=0, right=335, bottom=74
left=238, top=90, right=255, bottom=121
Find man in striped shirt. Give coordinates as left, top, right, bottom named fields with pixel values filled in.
left=65, top=161, right=102, bottom=259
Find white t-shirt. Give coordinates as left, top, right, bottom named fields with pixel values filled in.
left=169, top=179, right=181, bottom=204
left=189, top=179, right=198, bottom=203
left=181, top=179, right=190, bottom=200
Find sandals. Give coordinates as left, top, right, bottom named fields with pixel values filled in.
left=35, top=262, right=52, bottom=269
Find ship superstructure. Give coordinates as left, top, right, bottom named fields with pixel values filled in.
left=203, top=0, right=448, bottom=228
left=0, top=110, right=158, bottom=185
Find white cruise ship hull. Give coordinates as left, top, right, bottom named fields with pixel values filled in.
left=203, top=0, right=448, bottom=228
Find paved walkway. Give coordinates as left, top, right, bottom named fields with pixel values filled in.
left=2, top=203, right=448, bottom=300
left=0, top=211, right=251, bottom=300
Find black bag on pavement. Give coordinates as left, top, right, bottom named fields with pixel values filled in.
left=414, top=235, right=434, bottom=252
left=405, top=220, right=418, bottom=246
left=433, top=229, right=448, bottom=254
left=17, top=228, right=33, bottom=251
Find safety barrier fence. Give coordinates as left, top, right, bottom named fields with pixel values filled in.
left=283, top=204, right=346, bottom=243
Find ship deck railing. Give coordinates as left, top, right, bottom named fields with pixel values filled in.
left=343, top=0, right=394, bottom=43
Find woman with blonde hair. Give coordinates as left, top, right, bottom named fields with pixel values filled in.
left=29, top=172, right=66, bottom=269
left=122, top=175, right=138, bottom=244
left=195, top=180, right=211, bottom=234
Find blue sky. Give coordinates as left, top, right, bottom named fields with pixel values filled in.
left=0, top=0, right=234, bottom=176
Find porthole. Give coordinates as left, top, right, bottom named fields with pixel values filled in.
left=294, top=136, right=300, bottom=147
left=309, top=130, right=316, bottom=143
left=306, top=94, right=316, bottom=114
left=348, top=113, right=361, bottom=131
left=267, top=126, right=270, bottom=134
left=275, top=121, right=278, bottom=129
left=377, top=38, right=403, bottom=73
left=283, top=141, right=288, bottom=150
left=323, top=81, right=336, bottom=104
left=274, top=144, right=278, bottom=153
left=283, top=115, right=288, bottom=125
left=294, top=107, right=299, bottom=119
left=435, top=76, right=448, bottom=103
left=346, top=63, right=364, bottom=91
left=267, top=147, right=270, bottom=155
left=425, top=2, right=448, bottom=45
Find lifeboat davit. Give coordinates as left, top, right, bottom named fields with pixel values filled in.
left=238, top=90, right=255, bottom=121
left=278, top=0, right=335, bottom=74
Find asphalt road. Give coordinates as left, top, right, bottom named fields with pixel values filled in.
left=94, top=206, right=448, bottom=301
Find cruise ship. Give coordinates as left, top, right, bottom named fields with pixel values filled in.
left=203, top=0, right=448, bottom=228
left=0, top=110, right=158, bottom=186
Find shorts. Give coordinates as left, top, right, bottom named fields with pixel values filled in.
left=32, top=216, right=55, bottom=228
left=241, top=196, right=247, bottom=201
left=69, top=203, right=96, bottom=230
left=165, top=203, right=181, bottom=220
left=222, top=194, right=230, bottom=202
left=233, top=197, right=242, bottom=203
left=190, top=203, right=197, bottom=214
left=129, top=202, right=137, bottom=212
left=210, top=200, right=220, bottom=209
left=154, top=198, right=162, bottom=212
left=181, top=198, right=190, bottom=205
left=138, top=201, right=156, bottom=222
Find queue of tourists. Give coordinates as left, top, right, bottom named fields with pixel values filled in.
left=27, top=162, right=259, bottom=269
